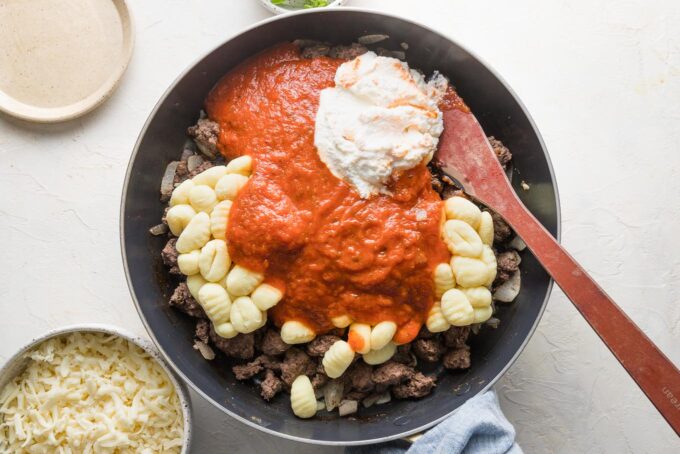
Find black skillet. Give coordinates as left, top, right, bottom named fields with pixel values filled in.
left=120, top=8, right=560, bottom=446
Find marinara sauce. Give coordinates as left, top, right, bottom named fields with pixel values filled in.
left=205, top=43, right=452, bottom=343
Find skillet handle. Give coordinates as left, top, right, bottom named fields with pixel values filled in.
left=494, top=192, right=680, bottom=436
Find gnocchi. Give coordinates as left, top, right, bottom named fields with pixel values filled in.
left=480, top=245, right=498, bottom=287
left=251, top=283, right=283, bottom=311
left=348, top=323, right=371, bottom=354
left=451, top=256, right=490, bottom=288
left=186, top=274, right=207, bottom=301
left=225, top=155, right=253, bottom=176
left=199, top=239, right=230, bottom=282
left=331, top=315, right=352, bottom=329
left=290, top=375, right=317, bottom=419
left=426, top=302, right=451, bottom=333
left=189, top=185, right=218, bottom=213
left=442, top=219, right=483, bottom=258
left=440, top=288, right=474, bottom=326
left=230, top=296, right=264, bottom=334
left=473, top=306, right=493, bottom=324
left=433, top=262, right=455, bottom=298
left=461, top=286, right=492, bottom=308
left=192, top=165, right=228, bottom=188
left=226, top=265, right=264, bottom=296
left=197, top=283, right=232, bottom=330
left=169, top=179, right=195, bottom=207
left=363, top=342, right=397, bottom=365
left=370, top=321, right=397, bottom=351
left=177, top=250, right=200, bottom=275
left=210, top=200, right=232, bottom=240
left=280, top=320, right=316, bottom=344
left=176, top=212, right=211, bottom=253
left=215, top=322, right=238, bottom=339
left=478, top=211, right=494, bottom=246
left=166, top=204, right=196, bottom=237
left=215, top=174, right=249, bottom=201
left=444, top=196, right=481, bottom=229
left=322, top=340, right=355, bottom=378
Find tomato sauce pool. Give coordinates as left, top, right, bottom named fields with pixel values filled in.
left=206, top=43, right=452, bottom=343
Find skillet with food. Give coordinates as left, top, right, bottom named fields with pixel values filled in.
left=121, top=8, right=559, bottom=445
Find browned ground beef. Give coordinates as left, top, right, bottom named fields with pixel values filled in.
left=443, top=346, right=472, bottom=370
left=413, top=338, right=446, bottom=362
left=161, top=238, right=180, bottom=275
left=159, top=49, right=525, bottom=411
left=260, top=329, right=290, bottom=356
left=496, top=250, right=521, bottom=284
left=187, top=118, right=220, bottom=158
left=489, top=136, right=512, bottom=169
left=392, top=372, right=437, bottom=399
left=306, top=335, right=342, bottom=357
left=261, top=369, right=284, bottom=401
left=169, top=283, right=205, bottom=319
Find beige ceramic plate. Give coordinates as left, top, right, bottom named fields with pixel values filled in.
left=0, top=0, right=134, bottom=123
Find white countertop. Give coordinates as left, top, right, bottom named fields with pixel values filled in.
left=1, top=0, right=679, bottom=452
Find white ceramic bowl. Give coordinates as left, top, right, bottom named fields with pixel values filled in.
left=259, top=0, right=345, bottom=15
left=0, top=324, right=192, bottom=453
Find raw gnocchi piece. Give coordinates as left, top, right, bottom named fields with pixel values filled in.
left=331, top=315, right=352, bottom=329
left=480, top=245, right=497, bottom=287
left=478, top=211, right=494, bottom=246
left=225, top=155, right=253, bottom=176
left=322, top=340, right=355, bottom=378
left=186, top=274, right=207, bottom=301
left=440, top=288, right=474, bottom=326
left=177, top=250, right=200, bottom=275
left=199, top=239, right=231, bottom=282
left=215, top=174, right=249, bottom=201
left=348, top=323, right=371, bottom=354
left=215, top=322, right=238, bottom=339
left=473, top=306, right=493, bottom=324
left=210, top=200, right=232, bottom=240
left=433, top=262, right=456, bottom=298
left=166, top=204, right=196, bottom=236
left=426, top=302, right=451, bottom=333
left=442, top=219, right=483, bottom=258
left=251, top=283, right=283, bottom=311
left=169, top=179, right=194, bottom=207
left=192, top=165, right=227, bottom=187
left=198, top=283, right=232, bottom=329
left=461, top=286, right=492, bottom=308
left=444, top=196, right=482, bottom=229
left=189, top=185, right=217, bottom=213
left=280, top=320, right=316, bottom=344
left=363, top=342, right=396, bottom=365
left=290, top=375, right=317, bottom=419
left=229, top=296, right=264, bottom=334
left=176, top=212, right=211, bottom=253
left=370, top=321, right=397, bottom=351
left=226, top=265, right=264, bottom=296
left=451, top=256, right=489, bottom=288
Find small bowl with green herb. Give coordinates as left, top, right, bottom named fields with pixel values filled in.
left=260, top=0, right=345, bottom=15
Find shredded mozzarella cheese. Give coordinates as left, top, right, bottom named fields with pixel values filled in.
left=0, top=332, right=184, bottom=453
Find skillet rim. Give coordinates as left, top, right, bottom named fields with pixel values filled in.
left=120, top=6, right=562, bottom=446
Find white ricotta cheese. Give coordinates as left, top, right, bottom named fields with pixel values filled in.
left=314, top=51, right=447, bottom=198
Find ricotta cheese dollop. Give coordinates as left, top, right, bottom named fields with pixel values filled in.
left=314, top=51, right=447, bottom=198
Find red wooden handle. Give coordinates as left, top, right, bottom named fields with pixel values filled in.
left=496, top=193, right=680, bottom=435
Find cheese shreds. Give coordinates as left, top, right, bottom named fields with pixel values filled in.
left=0, top=332, right=184, bottom=453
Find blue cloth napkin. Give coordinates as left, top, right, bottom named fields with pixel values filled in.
left=346, top=391, right=522, bottom=454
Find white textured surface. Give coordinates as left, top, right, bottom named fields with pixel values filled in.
left=1, top=0, right=679, bottom=452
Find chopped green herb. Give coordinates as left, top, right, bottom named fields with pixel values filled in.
left=270, top=0, right=330, bottom=9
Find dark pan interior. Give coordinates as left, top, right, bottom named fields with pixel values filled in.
left=121, top=9, right=559, bottom=445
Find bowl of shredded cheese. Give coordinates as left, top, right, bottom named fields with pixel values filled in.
left=0, top=324, right=191, bottom=453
